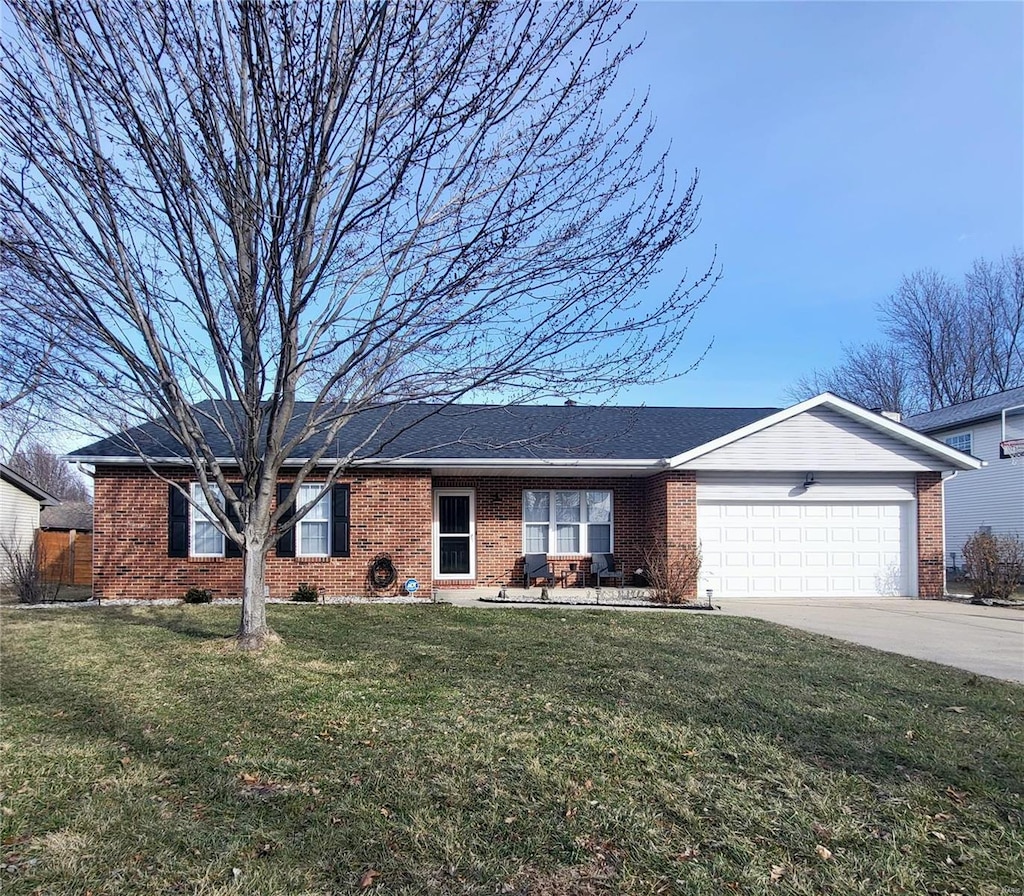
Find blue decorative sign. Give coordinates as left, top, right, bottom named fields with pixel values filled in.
left=404, top=578, right=419, bottom=593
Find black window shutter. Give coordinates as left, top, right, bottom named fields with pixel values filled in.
left=168, top=483, right=189, bottom=557
left=276, top=483, right=295, bottom=557
left=224, top=484, right=243, bottom=558
left=331, top=484, right=350, bottom=557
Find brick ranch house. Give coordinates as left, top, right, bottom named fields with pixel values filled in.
left=68, top=393, right=980, bottom=602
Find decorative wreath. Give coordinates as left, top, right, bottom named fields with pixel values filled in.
left=368, top=555, right=397, bottom=590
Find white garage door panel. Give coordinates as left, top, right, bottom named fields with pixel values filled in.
left=698, top=501, right=911, bottom=597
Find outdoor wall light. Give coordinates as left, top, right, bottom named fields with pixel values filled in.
left=802, top=472, right=816, bottom=489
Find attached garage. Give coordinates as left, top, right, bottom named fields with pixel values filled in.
left=698, top=499, right=914, bottom=597
left=669, top=399, right=970, bottom=599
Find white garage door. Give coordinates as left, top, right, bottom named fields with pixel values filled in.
left=698, top=502, right=911, bottom=597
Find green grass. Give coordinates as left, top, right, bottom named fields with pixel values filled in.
left=1, top=604, right=1021, bottom=895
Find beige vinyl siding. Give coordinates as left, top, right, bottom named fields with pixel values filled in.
left=685, top=407, right=945, bottom=471
left=0, top=479, right=43, bottom=581
left=936, top=418, right=1024, bottom=557
left=697, top=471, right=917, bottom=502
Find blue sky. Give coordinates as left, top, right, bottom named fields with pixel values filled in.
left=611, top=1, right=1024, bottom=409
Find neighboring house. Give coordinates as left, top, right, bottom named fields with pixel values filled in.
left=905, top=386, right=1024, bottom=562
left=67, top=392, right=980, bottom=602
left=0, top=463, right=58, bottom=581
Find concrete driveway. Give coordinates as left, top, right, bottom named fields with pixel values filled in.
left=443, top=592, right=1024, bottom=683
left=718, top=598, right=1024, bottom=683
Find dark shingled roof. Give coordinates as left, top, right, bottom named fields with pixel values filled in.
left=39, top=501, right=94, bottom=531
left=905, top=386, right=1024, bottom=434
left=68, top=402, right=781, bottom=463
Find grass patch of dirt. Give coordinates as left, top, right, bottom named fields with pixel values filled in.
left=1, top=603, right=1021, bottom=894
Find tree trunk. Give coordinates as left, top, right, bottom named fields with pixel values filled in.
left=236, top=541, right=278, bottom=650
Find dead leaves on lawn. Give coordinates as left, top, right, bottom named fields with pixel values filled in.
left=358, top=868, right=381, bottom=888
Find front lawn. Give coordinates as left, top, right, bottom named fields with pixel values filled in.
left=1, top=604, right=1021, bottom=895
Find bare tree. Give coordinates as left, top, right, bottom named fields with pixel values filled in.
left=6, top=441, right=91, bottom=503
left=790, top=252, right=1024, bottom=414
left=0, top=239, right=54, bottom=417
left=965, top=252, right=1024, bottom=392
left=0, top=2, right=716, bottom=648
left=789, top=341, right=919, bottom=416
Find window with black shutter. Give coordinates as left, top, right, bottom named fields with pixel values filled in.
left=331, top=484, right=350, bottom=557
left=276, top=483, right=295, bottom=557
left=167, top=483, right=189, bottom=557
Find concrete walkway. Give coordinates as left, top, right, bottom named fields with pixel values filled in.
left=442, top=593, right=1024, bottom=683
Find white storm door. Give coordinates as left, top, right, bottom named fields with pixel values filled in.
left=434, top=490, right=475, bottom=579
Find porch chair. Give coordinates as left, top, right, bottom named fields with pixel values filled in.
left=523, top=553, right=555, bottom=589
left=591, top=552, right=624, bottom=588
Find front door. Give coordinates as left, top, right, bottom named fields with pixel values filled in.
left=434, top=490, right=475, bottom=579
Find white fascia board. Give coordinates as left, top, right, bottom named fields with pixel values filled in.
left=667, top=392, right=984, bottom=471
left=350, top=457, right=662, bottom=470
left=62, top=455, right=194, bottom=465
left=65, top=455, right=666, bottom=474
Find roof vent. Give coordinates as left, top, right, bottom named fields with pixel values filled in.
left=881, top=410, right=901, bottom=422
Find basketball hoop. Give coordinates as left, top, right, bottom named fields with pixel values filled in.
left=1000, top=439, right=1024, bottom=464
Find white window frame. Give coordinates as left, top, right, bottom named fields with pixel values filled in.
left=944, top=431, right=973, bottom=455
left=295, top=483, right=331, bottom=558
left=190, top=482, right=225, bottom=558
left=433, top=488, right=475, bottom=580
left=521, top=489, right=614, bottom=556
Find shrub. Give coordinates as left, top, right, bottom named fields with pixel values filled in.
left=962, top=532, right=1024, bottom=600
left=291, top=583, right=319, bottom=602
left=183, top=587, right=213, bottom=604
left=641, top=538, right=702, bottom=605
left=0, top=531, right=62, bottom=604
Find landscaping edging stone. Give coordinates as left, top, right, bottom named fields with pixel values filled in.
left=478, top=595, right=715, bottom=610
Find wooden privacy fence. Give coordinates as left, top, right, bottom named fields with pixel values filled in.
left=37, top=530, right=92, bottom=586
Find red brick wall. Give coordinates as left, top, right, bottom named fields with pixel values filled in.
left=642, top=470, right=698, bottom=599
left=93, top=468, right=707, bottom=600
left=94, top=465, right=944, bottom=602
left=431, top=476, right=648, bottom=589
left=92, top=466, right=434, bottom=601
left=916, top=471, right=944, bottom=599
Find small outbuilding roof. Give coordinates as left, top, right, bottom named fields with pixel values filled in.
left=39, top=501, right=94, bottom=532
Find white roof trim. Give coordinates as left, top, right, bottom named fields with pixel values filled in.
left=666, top=392, right=983, bottom=471
left=64, top=455, right=665, bottom=472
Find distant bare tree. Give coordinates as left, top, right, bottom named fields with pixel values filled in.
left=790, top=251, right=1024, bottom=414
left=7, top=441, right=91, bottom=503
left=965, top=252, right=1024, bottom=392
left=790, top=342, right=919, bottom=416
left=1, top=1, right=716, bottom=648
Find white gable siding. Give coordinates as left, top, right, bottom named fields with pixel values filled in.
left=0, top=479, right=43, bottom=581
left=684, top=407, right=945, bottom=471
left=933, top=417, right=1024, bottom=558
